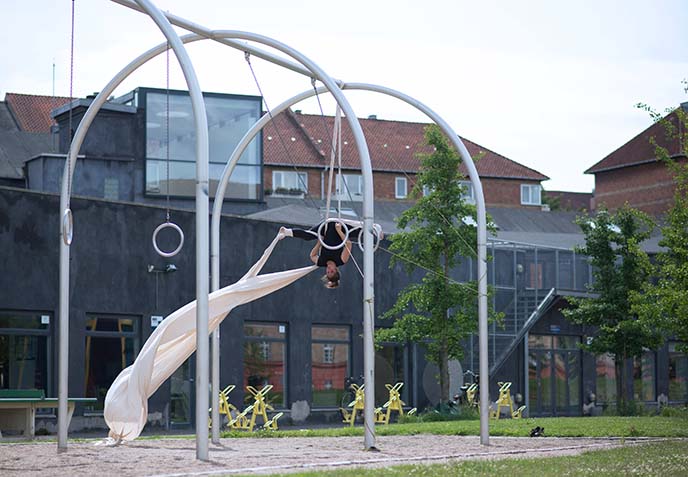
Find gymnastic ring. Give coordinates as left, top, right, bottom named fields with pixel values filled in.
left=357, top=224, right=382, bottom=252
left=152, top=221, right=184, bottom=258
left=62, top=208, right=73, bottom=246
left=318, top=218, right=350, bottom=251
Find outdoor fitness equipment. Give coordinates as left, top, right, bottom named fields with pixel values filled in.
left=228, top=385, right=282, bottom=431
left=373, top=382, right=416, bottom=425
left=490, top=381, right=526, bottom=419
left=340, top=383, right=365, bottom=426
left=208, top=384, right=237, bottom=428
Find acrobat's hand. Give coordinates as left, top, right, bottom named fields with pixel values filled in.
left=279, top=227, right=293, bottom=240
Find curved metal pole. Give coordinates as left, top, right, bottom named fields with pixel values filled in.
left=192, top=30, right=376, bottom=449
left=212, top=82, right=490, bottom=445
left=57, top=33, right=202, bottom=451
left=132, top=0, right=210, bottom=461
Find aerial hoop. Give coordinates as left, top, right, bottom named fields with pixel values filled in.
left=62, top=208, right=73, bottom=246
left=318, top=218, right=349, bottom=250
left=357, top=224, right=382, bottom=253
left=152, top=221, right=185, bottom=258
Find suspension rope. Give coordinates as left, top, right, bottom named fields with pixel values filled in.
left=66, top=0, right=76, bottom=202
left=324, top=105, right=342, bottom=220
left=244, top=52, right=320, bottom=211
left=310, top=79, right=360, bottom=218
left=165, top=42, right=171, bottom=222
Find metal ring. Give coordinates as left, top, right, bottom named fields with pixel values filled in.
left=318, top=218, right=349, bottom=250
left=62, top=208, right=73, bottom=246
left=357, top=224, right=382, bottom=252
left=152, top=221, right=185, bottom=258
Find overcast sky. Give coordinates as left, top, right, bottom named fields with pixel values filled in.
left=2, top=0, right=687, bottom=192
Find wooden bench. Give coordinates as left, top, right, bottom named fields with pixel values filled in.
left=0, top=389, right=97, bottom=438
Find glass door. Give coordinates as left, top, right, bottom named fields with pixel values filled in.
left=528, top=335, right=581, bottom=416
left=169, top=357, right=194, bottom=427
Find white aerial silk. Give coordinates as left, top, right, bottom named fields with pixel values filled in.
left=103, top=230, right=316, bottom=441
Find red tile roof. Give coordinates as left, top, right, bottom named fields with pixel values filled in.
left=264, top=111, right=549, bottom=181
left=4, top=93, right=72, bottom=133
left=586, top=107, right=685, bottom=174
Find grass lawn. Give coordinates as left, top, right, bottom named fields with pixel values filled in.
left=221, top=416, right=688, bottom=439
left=245, top=440, right=688, bottom=477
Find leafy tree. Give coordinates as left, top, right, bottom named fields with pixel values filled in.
left=632, top=90, right=688, bottom=351
left=563, top=205, right=661, bottom=412
left=376, top=125, right=498, bottom=403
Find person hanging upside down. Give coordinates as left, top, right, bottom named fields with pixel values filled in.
left=280, top=221, right=356, bottom=289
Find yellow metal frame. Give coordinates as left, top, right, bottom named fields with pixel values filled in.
left=227, top=384, right=282, bottom=431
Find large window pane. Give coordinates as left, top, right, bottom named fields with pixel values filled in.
left=375, top=344, right=407, bottom=407
left=596, top=354, right=616, bottom=404
left=311, top=325, right=349, bottom=408
left=84, top=315, right=139, bottom=411
left=145, top=90, right=262, bottom=199
left=633, top=352, right=656, bottom=402
left=668, top=342, right=688, bottom=402
left=0, top=311, right=51, bottom=394
left=244, top=322, right=287, bottom=407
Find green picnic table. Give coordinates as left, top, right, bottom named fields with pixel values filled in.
left=0, top=389, right=97, bottom=438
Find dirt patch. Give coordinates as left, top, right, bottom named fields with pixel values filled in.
left=0, top=435, right=661, bottom=476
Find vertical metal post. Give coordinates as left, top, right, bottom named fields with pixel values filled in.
left=57, top=182, right=70, bottom=450
left=524, top=332, right=529, bottom=417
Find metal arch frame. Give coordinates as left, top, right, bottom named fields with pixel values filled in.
left=56, top=14, right=378, bottom=457
left=210, top=83, right=490, bottom=445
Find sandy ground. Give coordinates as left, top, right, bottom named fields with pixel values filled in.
left=0, top=434, right=663, bottom=476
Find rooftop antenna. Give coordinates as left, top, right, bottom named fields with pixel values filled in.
left=52, top=58, right=56, bottom=97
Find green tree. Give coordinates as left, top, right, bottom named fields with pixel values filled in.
left=376, top=125, right=496, bottom=404
left=563, top=205, right=661, bottom=412
left=632, top=91, right=688, bottom=351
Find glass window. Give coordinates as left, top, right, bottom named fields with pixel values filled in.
left=633, top=352, right=656, bottom=402
left=596, top=353, right=616, bottom=404
left=311, top=325, right=350, bottom=408
left=336, top=173, right=363, bottom=201
left=272, top=170, right=308, bottom=195
left=375, top=343, right=407, bottom=406
left=145, top=90, right=262, bottom=199
left=521, top=184, right=542, bottom=205
left=0, top=311, right=51, bottom=393
left=244, top=322, right=287, bottom=407
left=395, top=177, right=407, bottom=199
left=668, top=342, right=687, bottom=402
left=84, top=315, right=139, bottom=411
left=459, top=180, right=475, bottom=204
left=528, top=335, right=552, bottom=349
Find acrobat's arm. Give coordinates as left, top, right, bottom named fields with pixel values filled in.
left=309, top=241, right=321, bottom=264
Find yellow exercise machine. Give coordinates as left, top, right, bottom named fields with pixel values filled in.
left=374, top=382, right=416, bottom=425
left=340, top=383, right=365, bottom=426
left=490, top=381, right=526, bottom=419
left=341, top=382, right=417, bottom=426
left=208, top=384, right=237, bottom=428
left=228, top=384, right=283, bottom=431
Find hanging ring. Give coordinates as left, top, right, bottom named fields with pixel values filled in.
left=357, top=224, right=382, bottom=252
left=152, top=221, right=184, bottom=258
left=62, top=208, right=73, bottom=246
left=318, top=218, right=349, bottom=251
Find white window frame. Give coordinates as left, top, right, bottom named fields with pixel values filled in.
left=521, top=184, right=542, bottom=205
left=459, top=180, right=475, bottom=204
left=323, top=343, right=335, bottom=364
left=272, top=170, right=307, bottom=196
left=395, top=177, right=408, bottom=199
left=336, top=173, right=363, bottom=201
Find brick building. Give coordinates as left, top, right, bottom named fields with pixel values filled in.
left=263, top=109, right=549, bottom=208
left=586, top=103, right=687, bottom=216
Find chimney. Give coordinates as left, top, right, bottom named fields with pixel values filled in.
left=368, top=114, right=377, bottom=120
left=294, top=109, right=302, bottom=114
